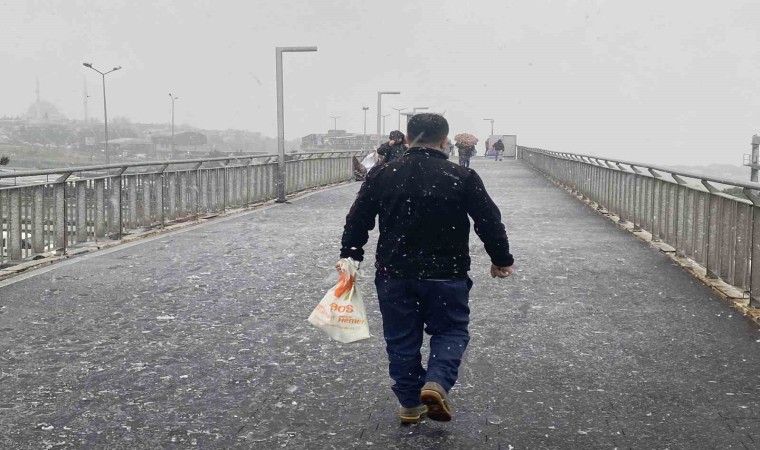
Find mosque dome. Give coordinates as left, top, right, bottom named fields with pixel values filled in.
left=25, top=100, right=65, bottom=121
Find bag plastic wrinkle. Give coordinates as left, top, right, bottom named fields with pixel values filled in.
left=308, top=258, right=371, bottom=343
left=360, top=152, right=378, bottom=171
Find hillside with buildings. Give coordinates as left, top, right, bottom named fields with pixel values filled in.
left=0, top=85, right=300, bottom=169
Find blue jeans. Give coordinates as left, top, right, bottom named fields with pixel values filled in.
left=374, top=277, right=472, bottom=407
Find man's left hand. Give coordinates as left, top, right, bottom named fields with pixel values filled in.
left=490, top=264, right=514, bottom=278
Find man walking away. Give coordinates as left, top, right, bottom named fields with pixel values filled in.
left=493, top=139, right=505, bottom=161
left=340, top=113, right=514, bottom=424
left=376, top=130, right=406, bottom=164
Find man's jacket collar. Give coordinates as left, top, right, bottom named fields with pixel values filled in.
left=405, top=147, right=448, bottom=160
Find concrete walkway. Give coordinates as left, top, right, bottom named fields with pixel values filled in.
left=1, top=158, right=760, bottom=449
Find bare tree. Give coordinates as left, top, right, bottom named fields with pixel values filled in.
left=0, top=156, right=9, bottom=165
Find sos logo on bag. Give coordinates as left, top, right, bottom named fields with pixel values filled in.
left=308, top=258, right=371, bottom=343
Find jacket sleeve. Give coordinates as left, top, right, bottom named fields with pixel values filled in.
left=340, top=174, right=380, bottom=261
left=465, top=170, right=514, bottom=267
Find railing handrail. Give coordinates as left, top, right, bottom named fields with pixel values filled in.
left=520, top=146, right=760, bottom=191
left=0, top=150, right=368, bottom=180
left=0, top=149, right=365, bottom=265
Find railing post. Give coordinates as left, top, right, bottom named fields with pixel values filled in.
left=8, top=189, right=22, bottom=260
left=128, top=176, right=138, bottom=229
left=702, top=181, right=721, bottom=279
left=157, top=164, right=168, bottom=228
left=106, top=169, right=125, bottom=239
left=54, top=183, right=66, bottom=251
left=32, top=186, right=45, bottom=252
left=168, top=171, right=178, bottom=221
left=76, top=181, right=88, bottom=243
left=94, top=179, right=106, bottom=239
left=744, top=189, right=760, bottom=306
left=141, top=175, right=151, bottom=227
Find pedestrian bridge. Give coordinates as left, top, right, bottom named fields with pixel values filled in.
left=1, top=150, right=760, bottom=449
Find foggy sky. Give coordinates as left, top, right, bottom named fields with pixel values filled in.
left=2, top=0, right=759, bottom=166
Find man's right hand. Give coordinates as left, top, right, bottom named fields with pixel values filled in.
left=490, top=264, right=514, bottom=278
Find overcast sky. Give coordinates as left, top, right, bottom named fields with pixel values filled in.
left=2, top=0, right=759, bottom=165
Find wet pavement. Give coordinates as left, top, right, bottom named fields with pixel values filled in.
left=1, top=158, right=760, bottom=449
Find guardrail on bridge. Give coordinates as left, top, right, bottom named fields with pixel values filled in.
left=0, top=151, right=367, bottom=266
left=518, top=146, right=760, bottom=307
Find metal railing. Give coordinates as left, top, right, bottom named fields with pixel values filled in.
left=0, top=151, right=367, bottom=266
left=518, top=146, right=760, bottom=307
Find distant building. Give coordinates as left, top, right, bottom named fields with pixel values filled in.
left=25, top=78, right=66, bottom=123
left=103, top=138, right=153, bottom=158
left=25, top=101, right=65, bottom=123
left=151, top=131, right=208, bottom=156
left=301, top=130, right=373, bottom=150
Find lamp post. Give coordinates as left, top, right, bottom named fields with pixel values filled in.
left=362, top=107, right=369, bottom=135
left=329, top=115, right=340, bottom=131
left=362, top=107, right=370, bottom=149
left=391, top=107, right=406, bottom=130
left=169, top=93, right=179, bottom=159
left=276, top=46, right=318, bottom=203
left=483, top=118, right=494, bottom=136
left=381, top=114, right=390, bottom=137
left=377, top=91, right=400, bottom=145
left=83, top=62, right=121, bottom=164
left=412, top=106, right=429, bottom=114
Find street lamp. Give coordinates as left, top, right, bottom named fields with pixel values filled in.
left=391, top=107, right=406, bottom=130
left=362, top=107, right=370, bottom=149
left=412, top=106, right=429, bottom=114
left=381, top=114, right=391, bottom=137
left=169, top=93, right=179, bottom=159
left=329, top=115, right=341, bottom=131
left=483, top=118, right=494, bottom=136
left=276, top=46, right=318, bottom=203
left=377, top=91, right=400, bottom=145
left=362, top=106, right=369, bottom=136
left=83, top=62, right=121, bottom=164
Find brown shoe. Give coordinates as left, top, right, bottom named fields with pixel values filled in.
left=399, top=404, right=427, bottom=424
left=420, top=382, right=452, bottom=422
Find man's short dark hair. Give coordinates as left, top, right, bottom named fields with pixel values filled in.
left=389, top=130, right=404, bottom=141
left=407, top=113, right=449, bottom=146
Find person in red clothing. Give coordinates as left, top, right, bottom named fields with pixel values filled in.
left=339, top=113, right=514, bottom=424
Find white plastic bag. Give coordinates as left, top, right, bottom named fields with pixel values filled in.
left=308, top=258, right=371, bottom=343
left=360, top=152, right=378, bottom=171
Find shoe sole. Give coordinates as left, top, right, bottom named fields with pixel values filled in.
left=420, top=389, right=452, bottom=422
left=399, top=411, right=426, bottom=424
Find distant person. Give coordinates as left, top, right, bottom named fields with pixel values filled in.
left=493, top=139, right=505, bottom=161
left=340, top=113, right=514, bottom=424
left=456, top=143, right=474, bottom=168
left=444, top=138, right=455, bottom=158
left=377, top=130, right=406, bottom=164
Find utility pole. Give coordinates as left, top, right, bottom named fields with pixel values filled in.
left=83, top=77, right=89, bottom=122
left=362, top=107, right=370, bottom=149
left=83, top=62, right=122, bottom=164
left=276, top=46, right=318, bottom=203
left=329, top=115, right=340, bottom=130
left=362, top=106, right=369, bottom=135
left=381, top=114, right=390, bottom=137
left=483, top=118, right=495, bottom=136
left=752, top=135, right=760, bottom=182
left=169, top=93, right=179, bottom=159
left=391, top=107, right=406, bottom=130
left=377, top=91, right=401, bottom=145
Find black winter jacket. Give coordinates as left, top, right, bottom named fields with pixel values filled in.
left=376, top=142, right=406, bottom=163
left=340, top=147, right=514, bottom=279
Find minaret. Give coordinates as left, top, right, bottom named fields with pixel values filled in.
left=35, top=77, right=41, bottom=120
left=83, top=76, right=89, bottom=122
